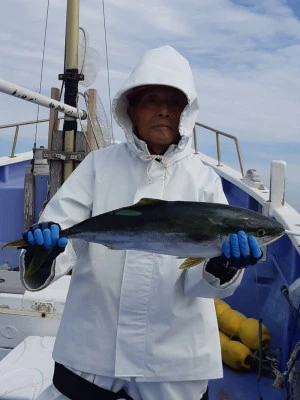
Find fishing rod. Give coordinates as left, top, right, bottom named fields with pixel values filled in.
left=0, top=78, right=87, bottom=120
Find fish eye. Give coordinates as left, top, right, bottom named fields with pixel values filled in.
left=257, top=228, right=266, bottom=237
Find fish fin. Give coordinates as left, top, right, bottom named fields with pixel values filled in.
left=135, top=198, right=165, bottom=206
left=24, top=247, right=53, bottom=278
left=2, top=238, right=28, bottom=250
left=179, top=257, right=205, bottom=269
left=115, top=210, right=142, bottom=216
left=114, top=198, right=164, bottom=215
left=103, top=244, right=120, bottom=250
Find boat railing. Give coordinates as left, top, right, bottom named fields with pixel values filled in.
left=2, top=118, right=246, bottom=176
left=194, top=122, right=245, bottom=176
left=0, top=118, right=63, bottom=158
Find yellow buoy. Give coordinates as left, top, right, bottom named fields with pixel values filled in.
left=237, top=318, right=271, bottom=350
left=220, top=331, right=253, bottom=371
left=214, top=299, right=231, bottom=317
left=217, top=308, right=247, bottom=338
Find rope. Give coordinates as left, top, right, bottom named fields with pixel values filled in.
left=141, top=154, right=169, bottom=182
left=288, top=341, right=300, bottom=375
left=33, top=0, right=50, bottom=159
left=287, top=342, right=300, bottom=399
left=101, top=0, right=114, bottom=140
left=270, top=341, right=300, bottom=396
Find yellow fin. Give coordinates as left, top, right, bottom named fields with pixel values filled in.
left=135, top=198, right=163, bottom=206
left=24, top=247, right=52, bottom=278
left=179, top=257, right=205, bottom=269
left=2, top=238, right=28, bottom=250
left=24, top=259, right=40, bottom=278
left=103, top=244, right=119, bottom=250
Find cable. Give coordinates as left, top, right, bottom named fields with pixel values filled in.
left=32, top=0, right=50, bottom=172
left=101, top=0, right=114, bottom=140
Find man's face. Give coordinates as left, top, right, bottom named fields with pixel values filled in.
left=128, top=86, right=188, bottom=155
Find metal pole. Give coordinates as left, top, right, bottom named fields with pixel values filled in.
left=193, top=126, right=199, bottom=154
left=63, top=0, right=80, bottom=181
left=234, top=139, right=245, bottom=176
left=216, top=132, right=221, bottom=166
left=0, top=118, right=63, bottom=131
left=10, top=125, right=19, bottom=158
left=195, top=122, right=245, bottom=176
left=0, top=78, right=86, bottom=120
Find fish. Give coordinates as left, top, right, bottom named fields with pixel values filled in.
left=3, top=198, right=285, bottom=277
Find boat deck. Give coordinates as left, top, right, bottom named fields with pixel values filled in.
left=0, top=154, right=299, bottom=399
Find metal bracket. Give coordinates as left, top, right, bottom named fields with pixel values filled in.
left=58, top=72, right=84, bottom=81
left=42, top=150, right=85, bottom=162
left=242, top=169, right=265, bottom=190
left=32, top=301, right=54, bottom=314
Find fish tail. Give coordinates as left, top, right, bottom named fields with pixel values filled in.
left=3, top=234, right=63, bottom=278
left=2, top=238, right=28, bottom=250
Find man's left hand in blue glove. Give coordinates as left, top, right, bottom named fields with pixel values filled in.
left=205, top=230, right=263, bottom=284
left=222, top=230, right=263, bottom=269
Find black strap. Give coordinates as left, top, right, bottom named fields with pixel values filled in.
left=201, top=387, right=209, bottom=400
left=53, top=362, right=134, bottom=400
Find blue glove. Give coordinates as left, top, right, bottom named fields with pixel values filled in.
left=222, top=230, right=262, bottom=269
left=24, top=222, right=68, bottom=250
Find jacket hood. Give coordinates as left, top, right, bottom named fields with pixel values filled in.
left=112, top=45, right=199, bottom=160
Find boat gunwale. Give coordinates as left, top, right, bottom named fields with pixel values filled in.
left=0, top=151, right=33, bottom=167
left=199, top=151, right=300, bottom=255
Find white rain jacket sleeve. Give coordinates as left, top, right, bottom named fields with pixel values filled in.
left=19, top=153, right=95, bottom=291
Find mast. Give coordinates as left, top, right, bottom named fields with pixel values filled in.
left=22, top=1, right=85, bottom=228
left=60, top=0, right=82, bottom=181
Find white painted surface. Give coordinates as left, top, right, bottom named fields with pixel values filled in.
left=0, top=276, right=70, bottom=350
left=0, top=336, right=55, bottom=399
left=0, top=151, right=33, bottom=166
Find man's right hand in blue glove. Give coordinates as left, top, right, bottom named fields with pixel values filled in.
left=24, top=222, right=68, bottom=250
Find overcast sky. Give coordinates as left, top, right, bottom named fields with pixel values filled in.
left=0, top=0, right=299, bottom=210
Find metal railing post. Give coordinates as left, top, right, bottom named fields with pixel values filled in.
left=194, top=122, right=245, bottom=176
left=0, top=118, right=63, bottom=157
left=193, top=126, right=199, bottom=154
left=216, top=132, right=221, bottom=166
left=10, top=125, right=19, bottom=158
left=234, top=139, right=245, bottom=176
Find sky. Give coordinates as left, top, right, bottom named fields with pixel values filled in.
left=0, top=0, right=299, bottom=210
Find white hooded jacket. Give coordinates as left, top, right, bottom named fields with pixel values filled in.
left=21, top=45, right=242, bottom=382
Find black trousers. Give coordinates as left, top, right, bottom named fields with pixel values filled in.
left=53, top=362, right=209, bottom=400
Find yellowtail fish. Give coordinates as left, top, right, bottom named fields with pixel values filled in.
left=3, top=198, right=285, bottom=276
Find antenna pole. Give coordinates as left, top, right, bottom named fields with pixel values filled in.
left=60, top=0, right=82, bottom=181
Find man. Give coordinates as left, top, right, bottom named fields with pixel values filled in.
left=22, top=45, right=261, bottom=400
